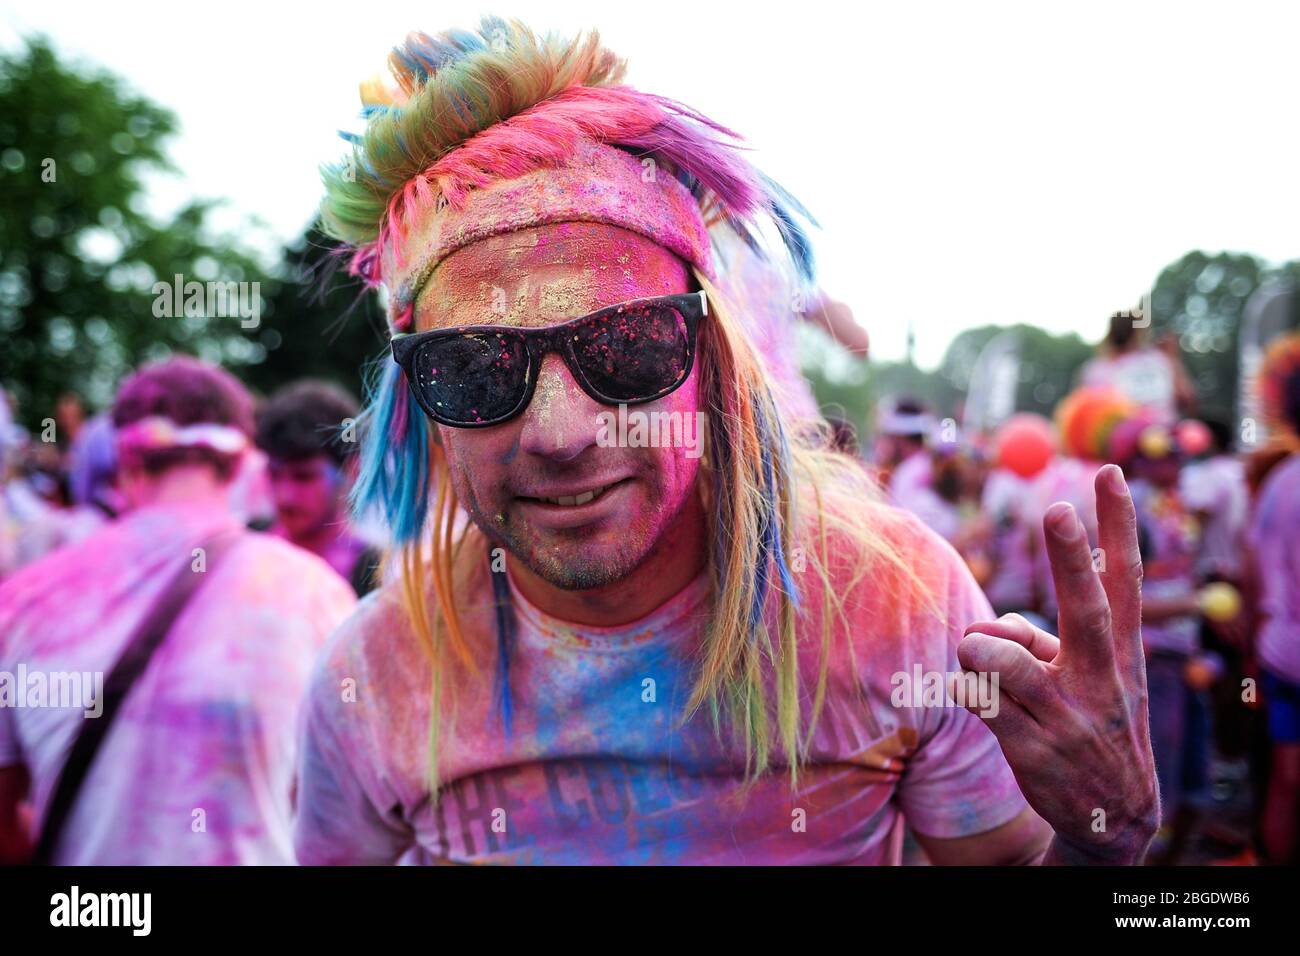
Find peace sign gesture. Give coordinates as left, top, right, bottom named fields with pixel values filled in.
left=957, top=463, right=1161, bottom=864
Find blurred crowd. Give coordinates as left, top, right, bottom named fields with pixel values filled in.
left=0, top=373, right=381, bottom=592
left=0, top=308, right=1297, bottom=866
left=0, top=361, right=386, bottom=864
left=865, top=314, right=1300, bottom=866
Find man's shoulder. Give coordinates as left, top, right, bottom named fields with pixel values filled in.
left=314, top=582, right=409, bottom=668
left=229, top=531, right=355, bottom=592
left=308, top=565, right=494, bottom=702
left=794, top=495, right=978, bottom=625
left=787, top=496, right=989, bottom=710
left=803, top=494, right=961, bottom=567
left=0, top=512, right=141, bottom=631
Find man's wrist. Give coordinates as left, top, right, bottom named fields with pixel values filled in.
left=1041, top=829, right=1154, bottom=866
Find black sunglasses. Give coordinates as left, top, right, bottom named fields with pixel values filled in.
left=390, top=291, right=708, bottom=428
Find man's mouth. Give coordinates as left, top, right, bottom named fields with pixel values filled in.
left=532, top=481, right=619, bottom=507
left=514, top=478, right=634, bottom=527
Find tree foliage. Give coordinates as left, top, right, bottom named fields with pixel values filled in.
left=1152, top=250, right=1300, bottom=422
left=0, top=36, right=269, bottom=425
left=242, top=227, right=388, bottom=403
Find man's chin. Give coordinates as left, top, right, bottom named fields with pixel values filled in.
left=511, top=531, right=649, bottom=591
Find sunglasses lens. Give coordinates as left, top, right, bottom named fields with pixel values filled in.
left=411, top=332, right=529, bottom=425
left=571, top=302, right=691, bottom=402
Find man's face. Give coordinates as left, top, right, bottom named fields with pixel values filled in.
left=268, top=453, right=346, bottom=538
left=415, top=221, right=702, bottom=590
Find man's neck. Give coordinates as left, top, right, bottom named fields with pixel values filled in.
left=128, top=466, right=230, bottom=513
left=278, top=519, right=365, bottom=579
left=508, top=491, right=708, bottom=627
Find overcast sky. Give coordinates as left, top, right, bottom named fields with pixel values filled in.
left=3, top=0, right=1297, bottom=367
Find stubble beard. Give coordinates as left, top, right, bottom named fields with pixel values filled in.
left=460, top=474, right=692, bottom=592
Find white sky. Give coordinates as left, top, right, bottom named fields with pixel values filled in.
left=3, top=0, right=1297, bottom=367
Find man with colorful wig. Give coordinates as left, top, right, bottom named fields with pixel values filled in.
left=294, top=19, right=1158, bottom=865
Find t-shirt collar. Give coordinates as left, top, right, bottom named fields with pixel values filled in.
left=505, top=565, right=712, bottom=651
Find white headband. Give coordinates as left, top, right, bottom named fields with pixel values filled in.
left=116, top=416, right=248, bottom=456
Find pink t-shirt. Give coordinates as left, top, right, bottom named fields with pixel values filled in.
left=293, top=504, right=1028, bottom=864
left=1250, top=454, right=1300, bottom=685
left=0, top=503, right=357, bottom=864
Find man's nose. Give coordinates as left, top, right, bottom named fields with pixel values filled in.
left=517, top=354, right=603, bottom=462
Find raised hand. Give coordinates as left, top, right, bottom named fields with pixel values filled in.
left=956, top=463, right=1160, bottom=864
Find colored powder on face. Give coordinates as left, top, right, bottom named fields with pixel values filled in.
left=531, top=369, right=567, bottom=434
left=418, top=223, right=690, bottom=333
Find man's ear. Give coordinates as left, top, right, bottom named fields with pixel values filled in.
left=114, top=461, right=149, bottom=509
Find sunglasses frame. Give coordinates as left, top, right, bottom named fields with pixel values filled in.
left=390, top=290, right=709, bottom=428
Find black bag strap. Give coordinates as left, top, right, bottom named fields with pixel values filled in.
left=30, top=528, right=240, bottom=865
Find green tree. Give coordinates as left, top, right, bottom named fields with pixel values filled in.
left=0, top=36, right=269, bottom=426
left=802, top=318, right=1093, bottom=444
left=936, top=323, right=1094, bottom=420
left=243, top=226, right=388, bottom=403
left=1151, top=250, right=1300, bottom=422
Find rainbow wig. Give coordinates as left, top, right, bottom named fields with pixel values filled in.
left=323, top=17, right=915, bottom=793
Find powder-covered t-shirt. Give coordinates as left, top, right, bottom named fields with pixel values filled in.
left=294, top=503, right=1028, bottom=865
left=0, top=502, right=357, bottom=864
left=1250, top=454, right=1300, bottom=685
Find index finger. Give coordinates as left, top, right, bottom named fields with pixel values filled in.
left=1094, top=463, right=1145, bottom=686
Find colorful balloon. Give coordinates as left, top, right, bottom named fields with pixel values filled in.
left=1055, top=387, right=1135, bottom=460
left=1198, top=582, right=1243, bottom=623
left=1175, top=419, right=1213, bottom=457
left=992, top=413, right=1056, bottom=478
